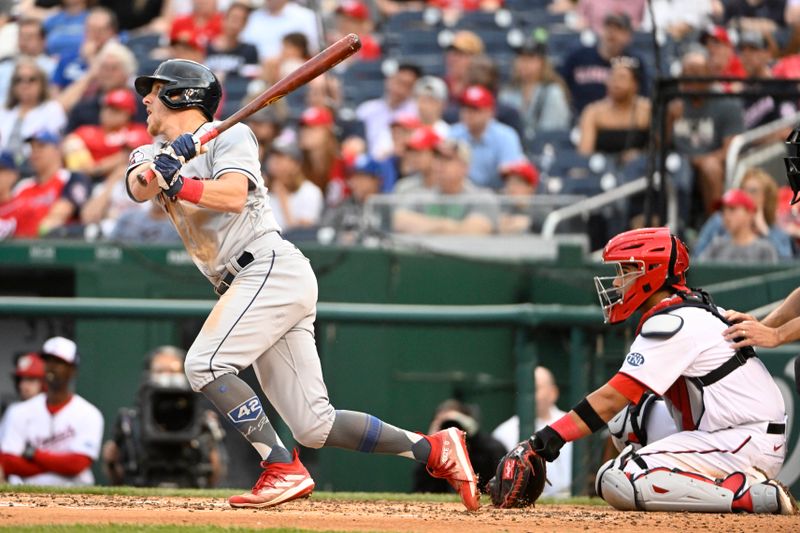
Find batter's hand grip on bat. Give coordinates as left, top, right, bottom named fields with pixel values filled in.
left=136, top=33, right=362, bottom=186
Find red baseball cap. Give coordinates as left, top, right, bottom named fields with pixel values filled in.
left=103, top=88, right=137, bottom=116
left=300, top=106, right=334, bottom=127
left=501, top=160, right=540, bottom=188
left=390, top=112, right=422, bottom=130
left=701, top=26, right=731, bottom=47
left=14, top=352, right=45, bottom=379
left=720, top=189, right=756, bottom=213
left=336, top=0, right=370, bottom=20
left=461, top=85, right=495, bottom=109
left=406, top=126, right=441, bottom=151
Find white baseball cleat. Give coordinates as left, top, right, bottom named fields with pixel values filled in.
left=228, top=449, right=315, bottom=508
left=424, top=427, right=480, bottom=511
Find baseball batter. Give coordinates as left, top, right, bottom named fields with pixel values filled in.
left=125, top=59, right=478, bottom=510
left=500, top=227, right=797, bottom=514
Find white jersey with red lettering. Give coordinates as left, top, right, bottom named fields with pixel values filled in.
left=0, top=393, right=104, bottom=485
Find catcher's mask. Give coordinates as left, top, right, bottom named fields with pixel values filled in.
left=784, top=128, right=800, bottom=205
left=594, top=227, right=689, bottom=324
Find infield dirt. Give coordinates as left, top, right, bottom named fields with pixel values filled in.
left=1, top=492, right=798, bottom=532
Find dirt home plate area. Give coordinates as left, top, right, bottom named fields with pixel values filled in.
left=0, top=493, right=798, bottom=532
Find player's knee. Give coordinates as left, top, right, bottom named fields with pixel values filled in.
left=184, top=353, right=214, bottom=392
left=596, top=458, right=638, bottom=511
left=291, top=404, right=336, bottom=449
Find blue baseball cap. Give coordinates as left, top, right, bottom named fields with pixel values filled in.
left=24, top=130, right=61, bottom=145
left=348, top=155, right=382, bottom=179
left=0, top=151, right=16, bottom=170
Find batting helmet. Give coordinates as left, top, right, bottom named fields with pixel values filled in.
left=594, top=227, right=690, bottom=324
left=784, top=128, right=800, bottom=205
left=13, top=352, right=46, bottom=380
left=134, top=59, right=221, bottom=120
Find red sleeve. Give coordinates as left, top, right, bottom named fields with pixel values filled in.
left=0, top=453, right=46, bottom=478
left=608, top=372, right=650, bottom=405
left=32, top=450, right=93, bottom=477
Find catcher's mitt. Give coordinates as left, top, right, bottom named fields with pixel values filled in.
left=489, top=439, right=547, bottom=508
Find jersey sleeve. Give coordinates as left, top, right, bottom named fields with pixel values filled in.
left=0, top=404, right=26, bottom=455
left=208, top=123, right=262, bottom=187
left=125, top=144, right=156, bottom=202
left=68, top=404, right=104, bottom=460
left=617, top=319, right=699, bottom=396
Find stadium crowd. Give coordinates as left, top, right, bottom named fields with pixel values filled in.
left=0, top=0, right=799, bottom=260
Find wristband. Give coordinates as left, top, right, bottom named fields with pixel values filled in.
left=176, top=178, right=204, bottom=204
left=550, top=414, right=583, bottom=442
left=574, top=397, right=606, bottom=433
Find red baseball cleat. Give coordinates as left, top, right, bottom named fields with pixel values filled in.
left=228, top=449, right=315, bottom=508
left=424, top=427, right=480, bottom=511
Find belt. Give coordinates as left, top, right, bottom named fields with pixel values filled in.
left=215, top=251, right=254, bottom=296
left=767, top=422, right=785, bottom=435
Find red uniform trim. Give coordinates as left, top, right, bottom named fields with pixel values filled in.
left=663, top=378, right=696, bottom=431
left=46, top=394, right=73, bottom=415
left=609, top=372, right=649, bottom=405
left=0, top=453, right=46, bottom=477
left=550, top=414, right=584, bottom=442
left=32, top=450, right=92, bottom=476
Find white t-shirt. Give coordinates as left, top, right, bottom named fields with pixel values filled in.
left=0, top=393, right=104, bottom=486
left=0, top=100, right=67, bottom=154
left=269, top=180, right=324, bottom=230
left=240, top=3, right=319, bottom=61
left=355, top=98, right=418, bottom=160
left=619, top=306, right=786, bottom=432
left=491, top=406, right=573, bottom=498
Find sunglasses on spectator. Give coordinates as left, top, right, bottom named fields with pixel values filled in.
left=13, top=76, right=39, bottom=84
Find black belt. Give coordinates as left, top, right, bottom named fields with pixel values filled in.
left=215, top=251, right=254, bottom=296
left=767, top=423, right=785, bottom=435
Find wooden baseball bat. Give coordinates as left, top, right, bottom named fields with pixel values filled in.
left=137, top=33, right=362, bottom=185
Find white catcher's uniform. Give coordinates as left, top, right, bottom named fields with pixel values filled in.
left=126, top=122, right=337, bottom=448
left=615, top=304, right=787, bottom=481
left=0, top=393, right=103, bottom=485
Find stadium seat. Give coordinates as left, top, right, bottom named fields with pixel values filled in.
left=448, top=10, right=506, bottom=31
left=527, top=129, right=573, bottom=157
left=505, top=0, right=551, bottom=11
left=125, top=33, right=162, bottom=58
left=515, top=9, right=568, bottom=30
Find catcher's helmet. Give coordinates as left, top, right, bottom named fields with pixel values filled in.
left=594, top=227, right=690, bottom=324
left=134, top=59, right=221, bottom=120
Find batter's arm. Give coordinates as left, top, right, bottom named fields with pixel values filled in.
left=189, top=172, right=248, bottom=213
left=127, top=162, right=162, bottom=202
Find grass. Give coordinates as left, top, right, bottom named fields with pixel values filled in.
left=0, top=524, right=372, bottom=533
left=0, top=483, right=606, bottom=506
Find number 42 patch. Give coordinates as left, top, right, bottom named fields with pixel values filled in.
left=227, top=396, right=262, bottom=423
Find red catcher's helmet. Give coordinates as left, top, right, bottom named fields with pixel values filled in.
left=13, top=352, right=46, bottom=379
left=594, top=227, right=690, bottom=324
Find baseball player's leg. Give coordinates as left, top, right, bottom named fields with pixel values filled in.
left=595, top=427, right=795, bottom=514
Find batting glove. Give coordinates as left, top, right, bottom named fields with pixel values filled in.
left=167, top=133, right=203, bottom=163
left=152, top=150, right=184, bottom=197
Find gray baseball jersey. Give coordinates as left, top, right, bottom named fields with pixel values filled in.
left=126, top=122, right=280, bottom=283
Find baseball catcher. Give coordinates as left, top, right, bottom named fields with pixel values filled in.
left=493, top=227, right=797, bottom=514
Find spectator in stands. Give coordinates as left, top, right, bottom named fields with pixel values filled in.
left=492, top=366, right=572, bottom=498
left=641, top=0, right=716, bottom=40
left=298, top=106, right=348, bottom=206
left=356, top=62, right=421, bottom=160
left=700, top=26, right=746, bottom=92
left=246, top=106, right=285, bottom=172
left=668, top=49, right=743, bottom=217
left=445, top=30, right=485, bottom=106
left=499, top=36, right=572, bottom=148
left=698, top=188, right=779, bottom=263
left=413, top=399, right=505, bottom=495
left=0, top=58, right=67, bottom=163
left=63, top=88, right=150, bottom=181
left=169, top=0, right=222, bottom=52
left=320, top=155, right=384, bottom=245
left=0, top=151, right=19, bottom=239
left=52, top=7, right=119, bottom=91
left=263, top=32, right=310, bottom=85
left=460, top=54, right=524, bottom=137
left=394, top=126, right=440, bottom=194
left=10, top=353, right=46, bottom=404
left=724, top=0, right=787, bottom=37
left=81, top=168, right=147, bottom=241
left=98, top=0, right=171, bottom=33
left=414, top=76, right=450, bottom=139
left=266, top=134, right=324, bottom=231
left=576, top=0, right=646, bottom=34
left=561, top=12, right=647, bottom=115
left=0, top=336, right=104, bottom=486
left=0, top=18, right=56, bottom=104
left=110, top=201, right=181, bottom=243
left=206, top=2, right=260, bottom=84
left=240, top=0, right=319, bottom=62
left=393, top=139, right=497, bottom=235
left=738, top=31, right=796, bottom=134
left=43, top=0, right=90, bottom=60
left=695, top=168, right=794, bottom=259
left=577, top=56, right=650, bottom=164
left=498, top=160, right=539, bottom=234
left=375, top=0, right=426, bottom=17
left=449, top=85, right=526, bottom=190
left=169, top=31, right=209, bottom=64
left=383, top=113, right=422, bottom=191
left=333, top=1, right=381, bottom=61
left=61, top=41, right=139, bottom=132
